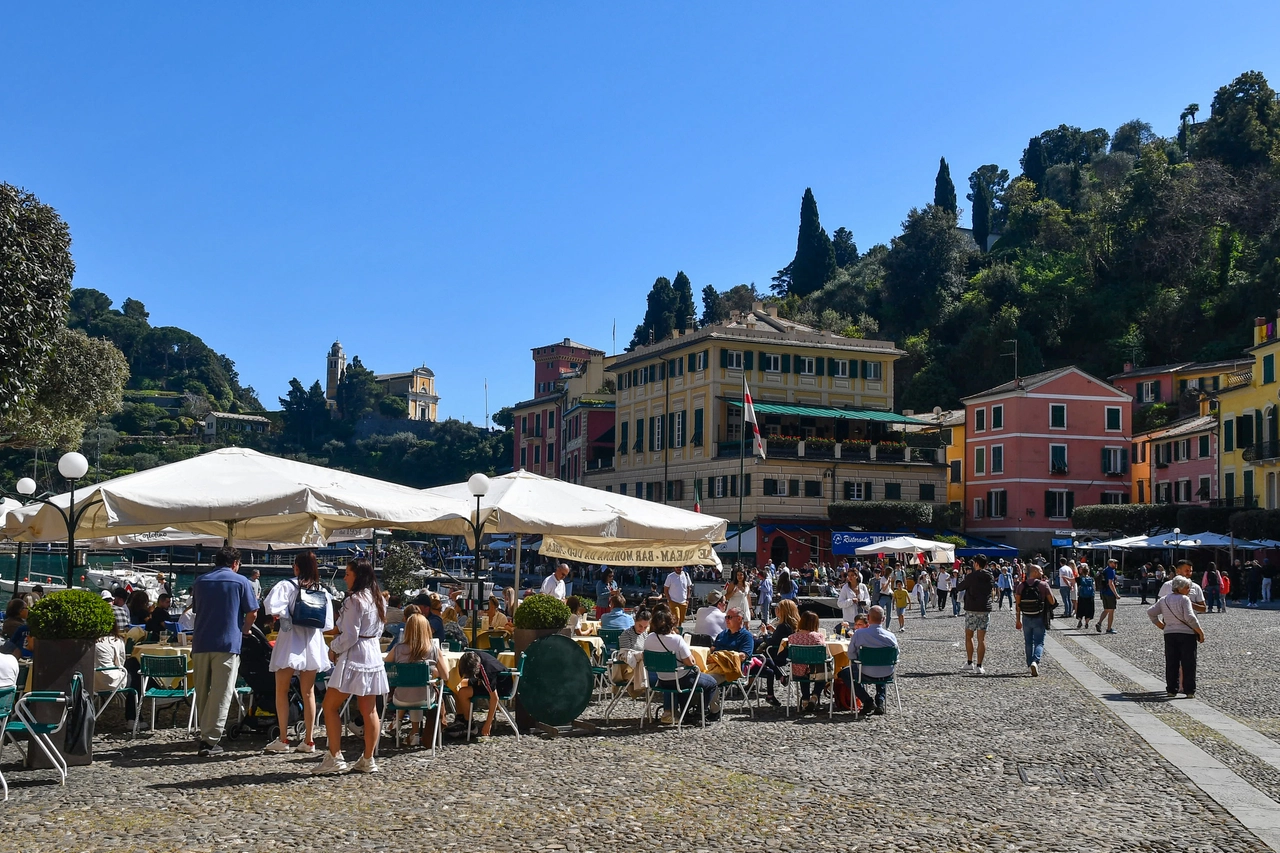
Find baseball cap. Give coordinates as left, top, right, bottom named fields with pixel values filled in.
left=100, top=589, right=114, bottom=600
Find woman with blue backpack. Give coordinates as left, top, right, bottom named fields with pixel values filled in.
left=1075, top=565, right=1096, bottom=631
left=262, top=550, right=334, bottom=755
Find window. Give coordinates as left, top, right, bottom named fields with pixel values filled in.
left=950, top=460, right=962, bottom=484
left=1138, top=380, right=1161, bottom=403
left=1175, top=480, right=1192, bottom=503
left=1198, top=476, right=1211, bottom=500
left=1050, top=444, right=1068, bottom=473
left=668, top=358, right=684, bottom=378
left=974, top=447, right=986, bottom=476
left=618, top=421, right=629, bottom=455
left=991, top=405, right=1004, bottom=430
left=521, top=416, right=528, bottom=435
left=520, top=446, right=527, bottom=467
left=810, top=536, right=820, bottom=562
left=862, top=361, right=882, bottom=381
left=798, top=356, right=816, bottom=375
left=763, top=353, right=781, bottom=372
left=1050, top=404, right=1066, bottom=430
left=763, top=478, right=779, bottom=496
left=548, top=411, right=555, bottom=430
left=619, top=372, right=630, bottom=390
left=1244, top=469, right=1255, bottom=504
left=940, top=427, right=953, bottom=446
left=1176, top=439, right=1191, bottom=461
left=1198, top=434, right=1210, bottom=458
left=974, top=408, right=986, bottom=432
left=694, top=350, right=708, bottom=371
left=990, top=445, right=1004, bottom=474
left=644, top=482, right=655, bottom=501
left=1265, top=354, right=1276, bottom=385
left=533, top=445, right=541, bottom=465
left=1238, top=414, right=1255, bottom=448
left=972, top=498, right=985, bottom=519
left=843, top=481, right=867, bottom=500
left=652, top=415, right=663, bottom=452
left=726, top=350, right=743, bottom=370
left=1101, top=446, right=1128, bottom=475
left=712, top=476, right=727, bottom=498
left=804, top=480, right=822, bottom=498
left=635, top=481, right=643, bottom=499
left=666, top=480, right=684, bottom=501
left=634, top=367, right=647, bottom=387
left=671, top=411, right=685, bottom=449
left=1105, top=406, right=1122, bottom=432
left=919, top=483, right=936, bottom=501
left=832, top=359, right=850, bottom=378
left=1224, top=419, right=1234, bottom=453
left=546, top=443, right=554, bottom=464
left=534, top=413, right=542, bottom=436
left=884, top=482, right=901, bottom=500
left=1224, top=472, right=1235, bottom=501
left=1101, top=491, right=1129, bottom=505
left=789, top=478, right=800, bottom=497
left=633, top=419, right=644, bottom=452
left=1045, top=489, right=1074, bottom=519
left=987, top=489, right=1007, bottom=518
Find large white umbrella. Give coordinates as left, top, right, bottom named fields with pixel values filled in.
left=81, top=522, right=374, bottom=551
left=854, top=535, right=956, bottom=564
left=2, top=447, right=471, bottom=545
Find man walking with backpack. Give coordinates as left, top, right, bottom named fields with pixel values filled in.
left=1015, top=564, right=1056, bottom=676
left=956, top=555, right=995, bottom=675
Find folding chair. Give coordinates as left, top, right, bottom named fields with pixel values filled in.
left=2, top=673, right=82, bottom=789
left=93, top=666, right=137, bottom=719
left=593, top=629, right=624, bottom=703
left=464, top=656, right=523, bottom=742
left=846, top=645, right=901, bottom=714
left=0, top=686, right=14, bottom=799
left=136, top=654, right=197, bottom=738
left=385, top=662, right=445, bottom=755
left=641, top=651, right=710, bottom=730
left=484, top=633, right=510, bottom=654
left=718, top=655, right=762, bottom=718
left=787, top=644, right=835, bottom=719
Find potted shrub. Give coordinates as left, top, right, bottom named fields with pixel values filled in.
left=27, top=589, right=114, bottom=767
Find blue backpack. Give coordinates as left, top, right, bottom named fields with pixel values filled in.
left=1077, top=576, right=1095, bottom=598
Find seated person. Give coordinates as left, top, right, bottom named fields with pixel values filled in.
left=384, top=594, right=405, bottom=626
left=599, top=592, right=634, bottom=632
left=0, top=649, right=17, bottom=689
left=94, top=623, right=141, bottom=723
left=145, top=593, right=175, bottom=638
left=787, top=610, right=828, bottom=711
left=566, top=596, right=593, bottom=635
left=448, top=650, right=513, bottom=738
left=712, top=608, right=755, bottom=657
left=618, top=609, right=651, bottom=653
left=176, top=604, right=196, bottom=633
left=843, top=605, right=898, bottom=716
left=484, top=596, right=510, bottom=632
left=691, top=589, right=727, bottom=644
left=440, top=607, right=469, bottom=646
left=127, top=590, right=152, bottom=627
left=642, top=607, right=720, bottom=723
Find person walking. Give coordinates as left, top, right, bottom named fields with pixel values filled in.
left=1097, top=558, right=1120, bottom=634
left=1138, top=562, right=1152, bottom=605
left=956, top=555, right=995, bottom=675
left=1075, top=566, right=1096, bottom=631
left=1203, top=563, right=1224, bottom=613
left=262, top=551, right=333, bottom=755
left=540, top=563, right=570, bottom=601
left=914, top=570, right=933, bottom=619
left=1015, top=564, right=1055, bottom=676
left=755, top=568, right=774, bottom=626
left=316, top=559, right=389, bottom=774
left=662, top=565, right=693, bottom=627
left=1160, top=560, right=1206, bottom=614
left=935, top=567, right=952, bottom=612
left=996, top=566, right=1014, bottom=610
left=1058, top=560, right=1076, bottom=619
left=837, top=568, right=870, bottom=625
left=1148, top=576, right=1204, bottom=697
left=724, top=567, right=752, bottom=629
left=190, top=545, right=258, bottom=757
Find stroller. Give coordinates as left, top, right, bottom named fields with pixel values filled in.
left=227, top=626, right=308, bottom=742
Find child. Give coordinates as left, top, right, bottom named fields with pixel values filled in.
left=384, top=614, right=443, bottom=747
left=892, top=582, right=910, bottom=630
left=566, top=595, right=592, bottom=635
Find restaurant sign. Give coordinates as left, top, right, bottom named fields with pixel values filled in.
left=830, top=532, right=899, bottom=555
left=539, top=535, right=719, bottom=567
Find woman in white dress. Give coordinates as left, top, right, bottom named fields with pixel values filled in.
left=316, top=559, right=388, bottom=774
left=724, top=567, right=753, bottom=629
left=263, top=551, right=333, bottom=755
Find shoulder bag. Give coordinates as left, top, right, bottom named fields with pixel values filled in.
left=290, top=579, right=329, bottom=630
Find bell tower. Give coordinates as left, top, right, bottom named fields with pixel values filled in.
left=326, top=341, right=346, bottom=412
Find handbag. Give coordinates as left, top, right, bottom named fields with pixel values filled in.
left=290, top=580, right=328, bottom=630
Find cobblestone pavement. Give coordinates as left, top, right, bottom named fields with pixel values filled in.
left=3, top=599, right=1276, bottom=852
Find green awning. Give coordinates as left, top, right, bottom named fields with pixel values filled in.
left=724, top=399, right=929, bottom=424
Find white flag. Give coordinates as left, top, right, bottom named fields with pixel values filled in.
left=743, top=384, right=766, bottom=460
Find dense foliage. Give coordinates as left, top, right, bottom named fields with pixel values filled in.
left=828, top=500, right=933, bottom=529
left=28, top=589, right=115, bottom=640
left=511, top=593, right=570, bottom=630
left=381, top=541, right=424, bottom=598
left=1072, top=504, right=1179, bottom=536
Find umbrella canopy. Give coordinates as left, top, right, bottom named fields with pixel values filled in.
left=1, top=447, right=470, bottom=544
left=714, top=526, right=757, bottom=555
left=0, top=497, right=20, bottom=528
left=1150, top=531, right=1266, bottom=549
left=854, top=535, right=956, bottom=564
left=80, top=522, right=373, bottom=551
left=1077, top=534, right=1149, bottom=550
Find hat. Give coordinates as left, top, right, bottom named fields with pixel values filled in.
left=705, top=589, right=724, bottom=605
left=100, top=589, right=114, bottom=601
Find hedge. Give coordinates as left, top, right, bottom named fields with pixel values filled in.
left=1229, top=509, right=1280, bottom=541
left=828, top=500, right=933, bottom=530
left=1071, top=504, right=1178, bottom=536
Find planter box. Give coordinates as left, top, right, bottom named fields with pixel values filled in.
left=30, top=638, right=96, bottom=768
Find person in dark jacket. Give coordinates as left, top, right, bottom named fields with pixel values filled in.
left=955, top=555, right=995, bottom=675
left=758, top=599, right=799, bottom=707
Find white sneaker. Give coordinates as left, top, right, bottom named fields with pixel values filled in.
left=1030, top=662, right=1039, bottom=677
left=294, top=742, right=316, bottom=754
left=975, top=665, right=986, bottom=675
left=351, top=755, right=379, bottom=774
left=263, top=738, right=293, bottom=753
left=408, top=733, right=421, bottom=747
left=311, top=752, right=349, bottom=774
left=962, top=662, right=975, bottom=673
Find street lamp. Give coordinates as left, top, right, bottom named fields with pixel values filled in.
left=7, top=451, right=94, bottom=589
left=466, top=473, right=491, bottom=646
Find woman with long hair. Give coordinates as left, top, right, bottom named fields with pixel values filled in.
left=262, top=551, right=333, bottom=755
left=384, top=613, right=443, bottom=747
left=759, top=599, right=800, bottom=707
left=724, top=567, right=752, bottom=629
left=315, top=559, right=388, bottom=774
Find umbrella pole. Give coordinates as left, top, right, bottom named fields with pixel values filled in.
left=513, top=534, right=522, bottom=603
left=224, top=520, right=236, bottom=547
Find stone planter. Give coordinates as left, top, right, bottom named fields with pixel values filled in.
left=30, top=638, right=97, bottom=768
left=512, top=627, right=570, bottom=728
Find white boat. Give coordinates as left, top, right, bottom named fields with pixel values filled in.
left=81, top=564, right=170, bottom=603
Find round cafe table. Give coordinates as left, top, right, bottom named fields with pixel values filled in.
left=131, top=643, right=192, bottom=688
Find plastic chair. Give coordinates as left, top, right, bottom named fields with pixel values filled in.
left=464, top=656, right=523, bottom=743
left=718, top=656, right=762, bottom=718
left=93, top=666, right=137, bottom=719
left=385, top=661, right=445, bottom=754
left=0, top=686, right=14, bottom=799
left=846, top=645, right=901, bottom=714
left=484, top=633, right=509, bottom=654
left=787, top=644, right=834, bottom=718
left=446, top=637, right=466, bottom=653
left=2, top=673, right=82, bottom=789
left=597, top=628, right=623, bottom=656
left=136, top=654, right=196, bottom=738
left=641, top=650, right=709, bottom=730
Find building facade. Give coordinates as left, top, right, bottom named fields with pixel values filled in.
left=1216, top=315, right=1280, bottom=509
left=1110, top=358, right=1253, bottom=411
left=583, top=304, right=946, bottom=567
left=908, top=409, right=966, bottom=527
left=511, top=338, right=614, bottom=479
left=374, top=368, right=439, bottom=421
left=204, top=411, right=271, bottom=439
left=961, top=367, right=1133, bottom=551
left=1132, top=414, right=1217, bottom=506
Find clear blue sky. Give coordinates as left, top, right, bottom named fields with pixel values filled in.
left=4, top=3, right=1277, bottom=424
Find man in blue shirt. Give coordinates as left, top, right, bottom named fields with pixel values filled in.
left=712, top=608, right=754, bottom=657
left=599, top=592, right=635, bottom=631
left=191, top=545, right=258, bottom=756
left=848, top=605, right=898, bottom=715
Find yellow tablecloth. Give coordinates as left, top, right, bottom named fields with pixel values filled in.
left=131, top=644, right=192, bottom=688
left=578, top=620, right=600, bottom=636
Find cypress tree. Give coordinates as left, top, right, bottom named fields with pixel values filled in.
left=629, top=276, right=677, bottom=349
left=672, top=271, right=697, bottom=331
left=790, top=188, right=836, bottom=297
left=934, top=157, right=958, bottom=214
left=831, top=227, right=858, bottom=268
left=972, top=180, right=992, bottom=252
left=1021, top=137, right=1048, bottom=187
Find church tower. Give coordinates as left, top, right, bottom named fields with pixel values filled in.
left=326, top=341, right=346, bottom=412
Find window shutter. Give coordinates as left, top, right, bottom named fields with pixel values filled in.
left=1044, top=490, right=1054, bottom=517
left=1066, top=491, right=1075, bottom=515
left=782, top=354, right=791, bottom=373
left=828, top=357, right=838, bottom=376
left=816, top=357, right=824, bottom=376
left=719, top=348, right=728, bottom=369
left=634, top=418, right=644, bottom=451
left=864, top=481, right=874, bottom=500
left=742, top=474, right=751, bottom=496
left=702, top=349, right=709, bottom=369
left=687, top=353, right=695, bottom=372
left=860, top=360, right=869, bottom=379
left=790, top=478, right=800, bottom=497
left=744, top=350, right=754, bottom=371
left=1153, top=381, right=1161, bottom=401
left=1120, top=448, right=1129, bottom=473
left=844, top=482, right=853, bottom=500
left=1101, top=447, right=1109, bottom=474
left=658, top=362, right=665, bottom=381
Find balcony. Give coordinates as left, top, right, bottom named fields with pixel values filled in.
left=715, top=439, right=942, bottom=465
left=1209, top=496, right=1259, bottom=508
left=586, top=457, right=614, bottom=471
left=1050, top=463, right=1069, bottom=475
left=1242, top=440, right=1280, bottom=463
left=1225, top=369, right=1253, bottom=389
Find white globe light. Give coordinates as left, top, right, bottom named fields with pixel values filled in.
left=16, top=477, right=37, bottom=496
left=58, top=451, right=90, bottom=480
left=467, top=473, right=491, bottom=497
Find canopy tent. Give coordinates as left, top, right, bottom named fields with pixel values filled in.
left=1076, top=534, right=1150, bottom=550
left=948, top=533, right=1018, bottom=558
left=1, top=448, right=471, bottom=546
left=714, top=525, right=757, bottom=556
left=1127, top=531, right=1266, bottom=550
left=0, top=497, right=19, bottom=528
left=80, top=522, right=374, bottom=552
left=854, top=535, right=956, bottom=564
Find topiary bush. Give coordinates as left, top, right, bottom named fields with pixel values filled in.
left=28, top=589, right=115, bottom=640
left=511, top=593, right=570, bottom=630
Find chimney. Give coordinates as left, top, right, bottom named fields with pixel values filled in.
left=751, top=301, right=764, bottom=313
left=1255, top=317, right=1269, bottom=346
left=766, top=304, right=779, bottom=318
left=1123, top=362, right=1133, bottom=373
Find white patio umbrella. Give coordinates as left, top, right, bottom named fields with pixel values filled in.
left=854, top=535, right=956, bottom=564
left=1, top=447, right=471, bottom=545
left=80, top=521, right=374, bottom=551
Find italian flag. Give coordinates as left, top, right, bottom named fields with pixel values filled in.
left=693, top=477, right=702, bottom=513
left=744, top=383, right=766, bottom=460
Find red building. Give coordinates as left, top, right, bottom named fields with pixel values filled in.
left=511, top=338, right=611, bottom=479
left=961, top=367, right=1132, bottom=551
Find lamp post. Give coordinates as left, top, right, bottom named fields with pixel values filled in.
left=6, top=451, right=94, bottom=589
left=467, top=473, right=491, bottom=647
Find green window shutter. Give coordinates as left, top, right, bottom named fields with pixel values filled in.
left=828, top=357, right=837, bottom=376
left=648, top=416, right=655, bottom=451
left=730, top=475, right=738, bottom=498
left=742, top=474, right=750, bottom=496
left=702, top=349, right=710, bottom=369
left=1066, top=491, right=1075, bottom=516
left=793, top=354, right=802, bottom=374
left=1153, top=381, right=1161, bottom=401
left=693, top=407, right=704, bottom=445
left=789, top=478, right=800, bottom=496
left=1266, top=354, right=1276, bottom=384
left=1120, top=448, right=1129, bottom=473
left=744, top=350, right=754, bottom=371
left=634, top=418, right=644, bottom=451
left=860, top=360, right=869, bottom=379
left=1045, top=490, right=1054, bottom=517
left=782, top=354, right=791, bottom=373
left=864, top=481, right=874, bottom=500
left=816, top=356, right=824, bottom=376
left=720, top=348, right=728, bottom=369
left=1100, top=447, right=1109, bottom=474
left=687, top=353, right=695, bottom=372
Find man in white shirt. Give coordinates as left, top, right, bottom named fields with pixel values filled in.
left=539, top=564, right=570, bottom=601
left=1058, top=561, right=1077, bottom=619
left=663, top=566, right=693, bottom=626
left=0, top=651, right=18, bottom=689
left=1159, top=560, right=1206, bottom=613
left=693, top=589, right=727, bottom=640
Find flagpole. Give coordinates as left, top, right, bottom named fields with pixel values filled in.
left=738, top=370, right=745, bottom=568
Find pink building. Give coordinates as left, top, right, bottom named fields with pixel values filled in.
left=961, top=367, right=1133, bottom=551
left=1133, top=415, right=1218, bottom=505
left=511, top=338, right=611, bottom=478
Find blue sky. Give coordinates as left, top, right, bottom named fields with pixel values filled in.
left=4, top=3, right=1277, bottom=424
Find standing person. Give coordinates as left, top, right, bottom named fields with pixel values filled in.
left=837, top=568, right=870, bottom=624
left=724, top=567, right=752, bottom=629
left=996, top=567, right=1014, bottom=610
left=594, top=568, right=619, bottom=619
left=1160, top=560, right=1207, bottom=614
left=1263, top=560, right=1274, bottom=604
left=190, top=545, right=258, bottom=757
left=1247, top=560, right=1263, bottom=608
left=1097, top=558, right=1120, bottom=634
left=875, top=569, right=894, bottom=615
left=316, top=559, right=388, bottom=774
left=1138, top=563, right=1152, bottom=605
left=246, top=568, right=263, bottom=603
left=1203, top=563, right=1224, bottom=613
left=262, top=551, right=333, bottom=755
left=1075, top=566, right=1096, bottom=631
left=891, top=582, right=909, bottom=630
left=540, top=563, right=570, bottom=601
left=662, top=565, right=692, bottom=627
left=1148, top=576, right=1204, bottom=697
left=950, top=569, right=963, bottom=617
left=914, top=570, right=933, bottom=618
left=956, top=555, right=995, bottom=675
left=755, top=568, right=774, bottom=626
left=1015, top=564, right=1055, bottom=676
left=935, top=567, right=952, bottom=612
left=1058, top=560, right=1076, bottom=619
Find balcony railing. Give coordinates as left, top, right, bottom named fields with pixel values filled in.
left=1225, top=369, right=1253, bottom=389
left=1242, top=440, right=1280, bottom=462
left=715, top=440, right=941, bottom=465
left=1208, top=496, right=1259, bottom=508
left=586, top=457, right=614, bottom=471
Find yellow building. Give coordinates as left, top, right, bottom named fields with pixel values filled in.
left=375, top=368, right=439, bottom=421
left=910, top=409, right=966, bottom=524
left=1216, top=314, right=1280, bottom=509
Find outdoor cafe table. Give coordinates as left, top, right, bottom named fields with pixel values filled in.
left=776, top=636, right=851, bottom=673
left=131, top=643, right=192, bottom=688
left=578, top=620, right=600, bottom=635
